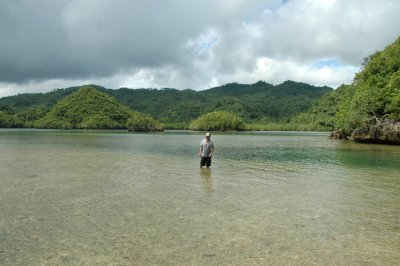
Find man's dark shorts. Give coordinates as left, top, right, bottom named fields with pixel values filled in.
left=200, top=157, right=212, bottom=167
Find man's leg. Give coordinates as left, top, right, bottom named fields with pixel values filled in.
left=200, top=157, right=205, bottom=168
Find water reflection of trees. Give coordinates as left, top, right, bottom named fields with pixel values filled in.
left=335, top=141, right=400, bottom=170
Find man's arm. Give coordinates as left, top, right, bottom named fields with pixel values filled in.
left=210, top=143, right=214, bottom=157
left=199, top=142, right=203, bottom=156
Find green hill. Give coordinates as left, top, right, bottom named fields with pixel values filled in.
left=32, top=86, right=163, bottom=130
left=338, top=36, right=400, bottom=143
left=294, top=36, right=400, bottom=142
left=337, top=36, right=400, bottom=131
left=291, top=84, right=356, bottom=131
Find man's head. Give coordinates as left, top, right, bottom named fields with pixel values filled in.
left=205, top=132, right=211, bottom=139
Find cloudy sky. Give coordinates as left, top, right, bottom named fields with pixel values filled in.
left=0, top=0, right=399, bottom=97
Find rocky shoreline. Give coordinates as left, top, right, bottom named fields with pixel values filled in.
left=330, top=121, right=400, bottom=145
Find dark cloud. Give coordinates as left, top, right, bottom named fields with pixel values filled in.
left=0, top=0, right=207, bottom=82
left=0, top=0, right=399, bottom=97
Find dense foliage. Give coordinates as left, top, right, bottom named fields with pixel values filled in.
left=189, top=111, right=245, bottom=131
left=0, top=81, right=332, bottom=127
left=32, top=86, right=162, bottom=130
left=126, top=113, right=164, bottom=132
left=0, top=111, right=22, bottom=128
left=336, top=37, right=400, bottom=134
left=34, top=86, right=133, bottom=129
left=107, top=81, right=331, bottom=125
left=293, top=36, right=400, bottom=141
left=290, top=84, right=356, bottom=131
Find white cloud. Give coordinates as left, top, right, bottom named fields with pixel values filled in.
left=207, top=57, right=359, bottom=88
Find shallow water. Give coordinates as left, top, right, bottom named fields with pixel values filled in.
left=0, top=129, right=399, bottom=265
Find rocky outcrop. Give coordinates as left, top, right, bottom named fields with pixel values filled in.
left=351, top=121, right=400, bottom=145
left=329, top=129, right=348, bottom=140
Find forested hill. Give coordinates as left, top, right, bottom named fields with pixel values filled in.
left=0, top=81, right=332, bottom=125
left=34, top=87, right=136, bottom=129
left=292, top=35, right=400, bottom=143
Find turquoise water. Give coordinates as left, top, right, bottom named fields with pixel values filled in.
left=0, top=129, right=399, bottom=265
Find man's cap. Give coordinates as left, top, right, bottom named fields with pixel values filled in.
left=205, top=132, right=210, bottom=137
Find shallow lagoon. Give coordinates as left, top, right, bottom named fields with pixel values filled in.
left=0, top=129, right=399, bottom=265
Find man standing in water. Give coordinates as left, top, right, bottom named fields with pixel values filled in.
left=199, top=132, right=215, bottom=168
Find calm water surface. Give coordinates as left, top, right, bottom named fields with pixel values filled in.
left=0, top=129, right=399, bottom=265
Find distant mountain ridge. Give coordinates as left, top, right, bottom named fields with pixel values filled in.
left=0, top=80, right=332, bottom=126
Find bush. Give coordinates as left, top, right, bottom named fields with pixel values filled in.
left=189, top=111, right=245, bottom=131
left=0, top=112, right=24, bottom=128
left=126, top=113, right=164, bottom=132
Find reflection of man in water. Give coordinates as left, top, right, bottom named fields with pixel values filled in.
left=200, top=169, right=214, bottom=192
left=199, top=132, right=215, bottom=168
